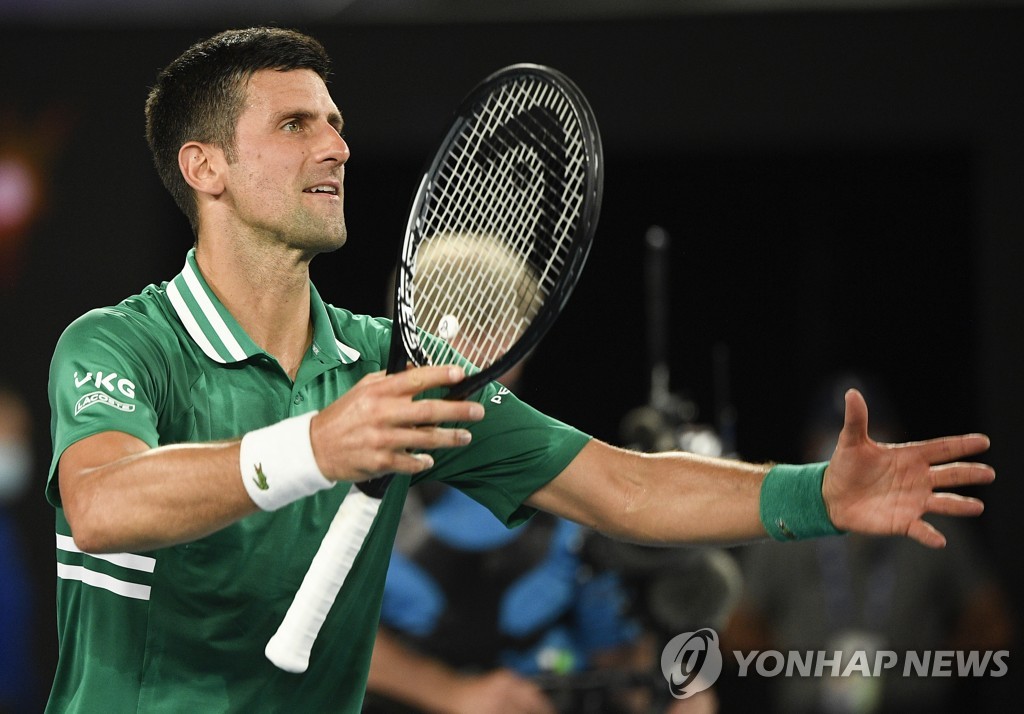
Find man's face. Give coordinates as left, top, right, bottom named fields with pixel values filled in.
left=222, top=68, right=349, bottom=253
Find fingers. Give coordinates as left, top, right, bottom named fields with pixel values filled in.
left=910, top=433, right=991, bottom=465
left=387, top=451, right=437, bottom=475
left=378, top=364, right=470, bottom=397
left=828, top=392, right=994, bottom=547
left=906, top=519, right=946, bottom=549
left=927, top=491, right=985, bottom=518
left=320, top=425, right=474, bottom=479
left=907, top=493, right=985, bottom=549
left=404, top=397, right=484, bottom=427
left=313, top=366, right=485, bottom=482
left=930, top=461, right=996, bottom=489
left=357, top=366, right=484, bottom=424
left=390, top=426, right=473, bottom=453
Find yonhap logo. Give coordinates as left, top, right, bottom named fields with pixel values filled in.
left=660, top=628, right=722, bottom=699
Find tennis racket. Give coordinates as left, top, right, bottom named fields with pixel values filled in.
left=265, top=63, right=603, bottom=673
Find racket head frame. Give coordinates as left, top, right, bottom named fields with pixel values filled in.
left=386, top=63, right=604, bottom=401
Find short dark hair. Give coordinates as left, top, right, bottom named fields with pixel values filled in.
left=145, top=27, right=332, bottom=234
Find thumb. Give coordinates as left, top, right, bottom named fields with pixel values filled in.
left=840, top=388, right=871, bottom=446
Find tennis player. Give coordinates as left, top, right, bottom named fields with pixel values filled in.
left=46, top=27, right=993, bottom=713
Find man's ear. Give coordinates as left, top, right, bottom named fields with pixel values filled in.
left=178, top=142, right=225, bottom=197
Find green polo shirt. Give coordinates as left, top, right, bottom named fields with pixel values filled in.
left=46, top=249, right=590, bottom=713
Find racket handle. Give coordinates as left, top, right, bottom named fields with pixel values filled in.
left=265, top=487, right=382, bottom=673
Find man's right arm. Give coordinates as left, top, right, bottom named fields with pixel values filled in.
left=58, top=431, right=257, bottom=554
left=58, top=365, right=483, bottom=554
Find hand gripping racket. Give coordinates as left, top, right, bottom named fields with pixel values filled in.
left=266, top=63, right=603, bottom=672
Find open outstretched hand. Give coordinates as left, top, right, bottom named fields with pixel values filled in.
left=821, top=389, right=994, bottom=548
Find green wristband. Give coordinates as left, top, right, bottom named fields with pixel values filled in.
left=760, top=462, right=844, bottom=541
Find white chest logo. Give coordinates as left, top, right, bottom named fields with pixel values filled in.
left=73, top=370, right=137, bottom=416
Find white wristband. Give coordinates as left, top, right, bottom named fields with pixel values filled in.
left=239, top=411, right=333, bottom=511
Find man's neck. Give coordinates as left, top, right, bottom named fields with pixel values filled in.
left=194, top=238, right=314, bottom=380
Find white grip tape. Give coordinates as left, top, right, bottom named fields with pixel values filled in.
left=266, top=488, right=382, bottom=673
left=239, top=411, right=332, bottom=511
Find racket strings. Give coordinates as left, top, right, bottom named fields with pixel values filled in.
left=460, top=83, right=586, bottom=237
left=439, top=81, right=584, bottom=242
left=405, top=74, right=590, bottom=374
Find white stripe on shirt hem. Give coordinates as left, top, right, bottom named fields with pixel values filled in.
left=56, top=534, right=156, bottom=573
left=56, top=562, right=152, bottom=601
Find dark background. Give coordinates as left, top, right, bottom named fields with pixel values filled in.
left=1, top=3, right=1021, bottom=710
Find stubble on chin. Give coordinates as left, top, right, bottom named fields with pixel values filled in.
left=287, top=205, right=347, bottom=254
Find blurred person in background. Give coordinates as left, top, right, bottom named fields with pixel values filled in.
left=366, top=236, right=720, bottom=714
left=366, top=235, right=656, bottom=714
left=723, top=373, right=1015, bottom=714
left=365, top=459, right=657, bottom=714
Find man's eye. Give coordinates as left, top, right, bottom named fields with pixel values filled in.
left=283, top=121, right=301, bottom=132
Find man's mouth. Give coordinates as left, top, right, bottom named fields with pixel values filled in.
left=304, top=184, right=339, bottom=195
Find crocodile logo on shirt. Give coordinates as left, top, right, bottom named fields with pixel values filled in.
left=253, top=464, right=269, bottom=491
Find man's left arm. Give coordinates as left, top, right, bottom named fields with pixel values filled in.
left=527, top=438, right=767, bottom=545
left=528, top=390, right=993, bottom=549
